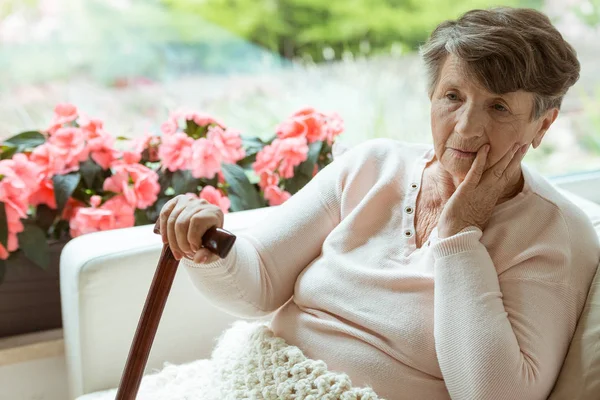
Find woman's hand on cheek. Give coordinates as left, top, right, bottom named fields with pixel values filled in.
left=437, top=143, right=528, bottom=238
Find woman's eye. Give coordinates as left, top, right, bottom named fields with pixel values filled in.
left=446, top=93, right=459, bottom=101
left=493, top=103, right=508, bottom=112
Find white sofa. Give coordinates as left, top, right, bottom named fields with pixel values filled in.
left=60, top=190, right=600, bottom=400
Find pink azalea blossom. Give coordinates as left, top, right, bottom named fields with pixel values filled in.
left=0, top=204, right=24, bottom=259
left=264, top=185, right=291, bottom=206
left=30, top=143, right=70, bottom=178
left=160, top=120, right=178, bottom=135
left=29, top=178, right=57, bottom=209
left=0, top=161, right=30, bottom=217
left=47, top=127, right=89, bottom=172
left=121, top=151, right=142, bottom=164
left=2, top=153, right=42, bottom=190
left=87, top=129, right=120, bottom=169
left=52, top=103, right=78, bottom=125
left=253, top=141, right=282, bottom=177
left=69, top=195, right=135, bottom=238
left=276, top=107, right=344, bottom=144
left=258, top=171, right=279, bottom=190
left=102, top=195, right=135, bottom=229
left=61, top=198, right=85, bottom=221
left=103, top=163, right=160, bottom=209
left=190, top=138, right=222, bottom=179
left=207, top=126, right=246, bottom=164
left=158, top=132, right=194, bottom=172
left=199, top=185, right=230, bottom=213
left=274, top=137, right=309, bottom=179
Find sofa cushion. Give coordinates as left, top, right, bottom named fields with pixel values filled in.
left=549, top=191, right=600, bottom=399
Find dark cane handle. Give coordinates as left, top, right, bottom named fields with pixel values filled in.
left=153, top=221, right=236, bottom=259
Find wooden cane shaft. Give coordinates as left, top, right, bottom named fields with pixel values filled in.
left=115, top=224, right=236, bottom=400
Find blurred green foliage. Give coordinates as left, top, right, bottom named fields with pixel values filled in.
left=161, top=0, right=543, bottom=62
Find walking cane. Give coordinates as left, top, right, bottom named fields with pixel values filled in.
left=114, top=222, right=236, bottom=400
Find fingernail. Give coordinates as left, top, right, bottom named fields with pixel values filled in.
left=199, top=255, right=208, bottom=264
left=191, top=244, right=199, bottom=252
left=521, top=145, right=528, bottom=154
left=186, top=252, right=195, bottom=259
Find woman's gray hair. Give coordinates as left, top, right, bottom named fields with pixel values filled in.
left=419, top=7, right=580, bottom=120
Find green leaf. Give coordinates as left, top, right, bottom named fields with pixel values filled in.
left=0, top=259, right=6, bottom=284
left=116, top=135, right=131, bottom=141
left=17, top=223, right=50, bottom=269
left=53, top=173, right=81, bottom=212
left=35, top=204, right=58, bottom=232
left=134, top=208, right=152, bottom=226
left=4, top=131, right=46, bottom=152
left=0, top=202, right=8, bottom=249
left=221, top=163, right=264, bottom=211
left=284, top=141, right=322, bottom=195
left=80, top=159, right=104, bottom=187
left=172, top=170, right=199, bottom=195
left=0, top=143, right=17, bottom=160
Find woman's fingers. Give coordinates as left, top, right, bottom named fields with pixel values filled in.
left=463, top=144, right=489, bottom=188
left=502, top=144, right=528, bottom=183
left=187, top=207, right=221, bottom=253
left=159, top=197, right=178, bottom=244
left=486, top=143, right=520, bottom=182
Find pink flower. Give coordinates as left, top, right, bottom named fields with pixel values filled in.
left=0, top=161, right=29, bottom=216
left=79, top=116, right=104, bottom=137
left=29, top=178, right=57, bottom=209
left=121, top=151, right=141, bottom=164
left=277, top=107, right=326, bottom=143
left=103, top=163, right=160, bottom=209
left=2, top=153, right=42, bottom=190
left=47, top=127, right=88, bottom=172
left=274, top=137, right=309, bottom=179
left=52, top=103, right=78, bottom=125
left=276, top=107, right=344, bottom=144
left=190, top=138, right=222, bottom=179
left=102, top=195, right=135, bottom=229
left=160, top=120, right=178, bottom=135
left=69, top=207, right=113, bottom=238
left=207, top=126, right=246, bottom=164
left=87, top=130, right=120, bottom=169
left=158, top=132, right=194, bottom=172
left=258, top=171, right=279, bottom=190
left=253, top=141, right=282, bottom=177
left=68, top=195, right=135, bottom=238
left=0, top=205, right=23, bottom=259
left=30, top=143, right=69, bottom=178
left=199, top=185, right=230, bottom=213
left=264, top=185, right=291, bottom=206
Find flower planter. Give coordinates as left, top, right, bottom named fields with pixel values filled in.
left=0, top=239, right=67, bottom=338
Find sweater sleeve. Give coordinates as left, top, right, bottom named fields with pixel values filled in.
left=430, top=227, right=580, bottom=400
left=179, top=147, right=350, bottom=318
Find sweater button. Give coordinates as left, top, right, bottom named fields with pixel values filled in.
left=405, top=206, right=414, bottom=214
left=404, top=230, right=413, bottom=238
left=410, top=183, right=418, bottom=190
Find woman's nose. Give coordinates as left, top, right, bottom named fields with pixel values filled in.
left=455, top=104, right=485, bottom=138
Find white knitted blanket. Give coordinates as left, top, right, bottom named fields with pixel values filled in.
left=81, top=320, right=383, bottom=400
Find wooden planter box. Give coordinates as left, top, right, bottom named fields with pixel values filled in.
left=0, top=240, right=68, bottom=338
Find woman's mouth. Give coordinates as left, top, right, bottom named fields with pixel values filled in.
left=448, top=148, right=477, bottom=158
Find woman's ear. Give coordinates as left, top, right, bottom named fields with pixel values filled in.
left=532, top=108, right=559, bottom=149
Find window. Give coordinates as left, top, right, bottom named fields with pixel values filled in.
left=1, top=0, right=599, bottom=177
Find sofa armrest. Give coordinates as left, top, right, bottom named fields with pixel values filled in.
left=60, top=207, right=272, bottom=399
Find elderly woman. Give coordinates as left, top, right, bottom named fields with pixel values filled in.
left=159, top=7, right=600, bottom=400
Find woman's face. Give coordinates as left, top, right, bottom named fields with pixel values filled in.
left=430, top=55, right=557, bottom=180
